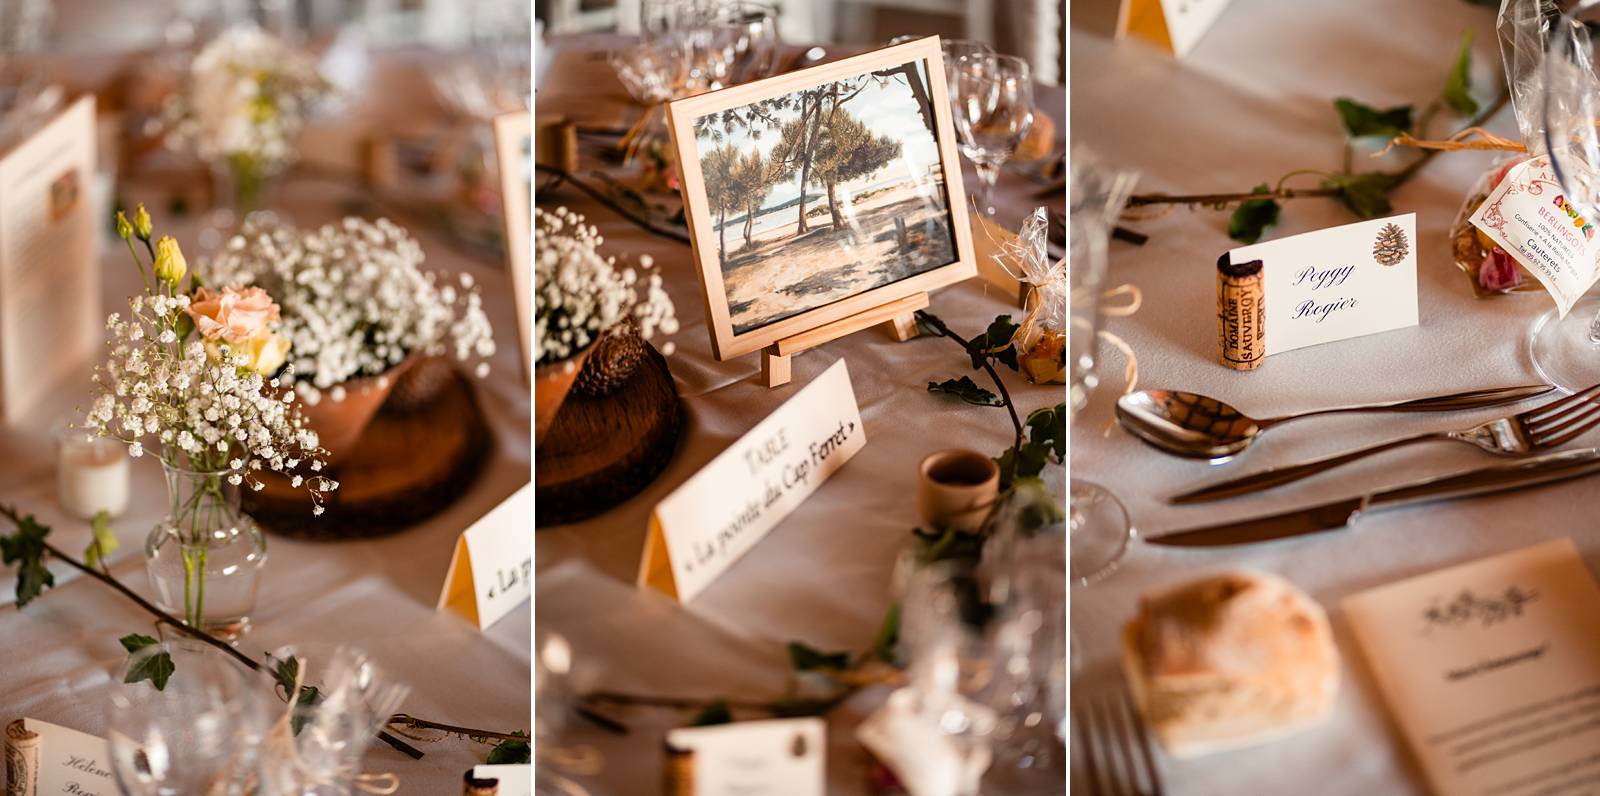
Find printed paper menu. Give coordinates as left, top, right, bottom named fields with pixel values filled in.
left=1344, top=539, right=1600, bottom=795
left=1470, top=155, right=1600, bottom=317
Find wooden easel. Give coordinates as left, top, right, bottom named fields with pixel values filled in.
left=759, top=293, right=928, bottom=387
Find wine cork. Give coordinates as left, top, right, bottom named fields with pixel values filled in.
left=663, top=745, right=694, bottom=796
left=461, top=768, right=498, bottom=795
left=6, top=719, right=40, bottom=796
left=1217, top=253, right=1265, bottom=370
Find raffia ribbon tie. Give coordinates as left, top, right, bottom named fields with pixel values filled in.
left=264, top=657, right=400, bottom=796
left=1069, top=283, right=1142, bottom=436
left=1376, top=126, right=1527, bottom=157
left=618, top=103, right=664, bottom=165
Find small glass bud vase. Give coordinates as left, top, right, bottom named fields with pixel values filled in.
left=145, top=462, right=268, bottom=640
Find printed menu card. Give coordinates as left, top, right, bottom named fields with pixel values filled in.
left=1344, top=539, right=1600, bottom=795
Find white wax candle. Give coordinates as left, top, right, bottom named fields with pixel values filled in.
left=56, top=435, right=130, bottom=520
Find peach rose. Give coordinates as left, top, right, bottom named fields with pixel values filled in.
left=187, top=285, right=281, bottom=344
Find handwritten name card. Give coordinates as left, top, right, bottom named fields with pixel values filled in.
left=4, top=718, right=113, bottom=796
left=1344, top=539, right=1600, bottom=796
left=640, top=359, right=865, bottom=602
left=665, top=718, right=826, bottom=796
left=437, top=484, right=532, bottom=630
left=1230, top=213, right=1419, bottom=356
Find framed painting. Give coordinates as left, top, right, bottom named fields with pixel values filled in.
left=666, top=37, right=976, bottom=361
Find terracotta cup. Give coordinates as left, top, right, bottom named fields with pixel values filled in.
left=296, top=354, right=418, bottom=467
left=534, top=345, right=593, bottom=444
left=917, top=449, right=1001, bottom=533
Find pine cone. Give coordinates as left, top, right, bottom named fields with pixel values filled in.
left=572, top=323, right=645, bottom=398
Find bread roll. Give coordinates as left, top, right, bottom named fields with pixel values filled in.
left=1120, top=570, right=1338, bottom=758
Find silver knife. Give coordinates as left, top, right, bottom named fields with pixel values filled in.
left=1147, top=448, right=1600, bottom=547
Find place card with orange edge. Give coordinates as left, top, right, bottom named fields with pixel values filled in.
left=437, top=484, right=532, bottom=630
left=639, top=359, right=865, bottom=602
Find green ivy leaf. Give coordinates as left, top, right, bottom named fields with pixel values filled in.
left=486, top=732, right=531, bottom=765
left=1326, top=171, right=1400, bottom=219
left=928, top=377, right=1002, bottom=407
left=268, top=655, right=324, bottom=734
left=912, top=526, right=986, bottom=563
left=966, top=315, right=1020, bottom=371
left=120, top=635, right=175, bottom=691
left=1227, top=184, right=1281, bottom=244
left=1025, top=403, right=1067, bottom=463
left=690, top=700, right=733, bottom=727
left=872, top=604, right=900, bottom=663
left=787, top=641, right=850, bottom=671
left=1333, top=98, right=1414, bottom=139
left=996, top=443, right=1051, bottom=492
left=83, top=511, right=119, bottom=571
left=1, top=513, right=53, bottom=607
left=1443, top=30, right=1478, bottom=116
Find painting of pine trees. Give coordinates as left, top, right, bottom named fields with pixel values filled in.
left=692, top=58, right=958, bottom=334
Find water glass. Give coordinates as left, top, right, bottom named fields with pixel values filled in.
left=951, top=53, right=1034, bottom=215
left=107, top=641, right=274, bottom=795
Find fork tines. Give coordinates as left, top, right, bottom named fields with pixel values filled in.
left=1073, top=691, right=1164, bottom=796
left=1523, top=383, right=1600, bottom=449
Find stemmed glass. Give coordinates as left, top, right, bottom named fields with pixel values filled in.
left=1069, top=209, right=1133, bottom=585
left=712, top=2, right=781, bottom=85
left=950, top=53, right=1034, bottom=216
left=107, top=642, right=274, bottom=795
left=1533, top=1, right=1600, bottom=391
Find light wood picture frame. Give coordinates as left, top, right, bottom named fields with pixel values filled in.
left=666, top=36, right=976, bottom=363
left=493, top=109, right=533, bottom=382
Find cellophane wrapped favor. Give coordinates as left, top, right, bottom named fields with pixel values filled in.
left=1004, top=208, right=1067, bottom=384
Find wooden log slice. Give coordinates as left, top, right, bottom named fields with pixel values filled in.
left=536, top=343, right=683, bottom=526
left=245, top=358, right=492, bottom=539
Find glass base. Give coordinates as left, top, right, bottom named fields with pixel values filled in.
left=1529, top=296, right=1600, bottom=394
left=1069, top=479, right=1132, bottom=586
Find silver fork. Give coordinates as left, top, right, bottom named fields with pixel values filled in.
left=1170, top=383, right=1600, bottom=504
left=1073, top=691, right=1164, bottom=796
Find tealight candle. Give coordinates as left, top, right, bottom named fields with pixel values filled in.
left=56, top=430, right=130, bottom=520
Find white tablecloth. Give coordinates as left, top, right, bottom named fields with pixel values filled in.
left=1070, top=1, right=1590, bottom=793
left=0, top=120, right=531, bottom=794
left=534, top=34, right=1067, bottom=796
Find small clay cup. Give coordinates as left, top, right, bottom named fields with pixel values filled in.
left=917, top=449, right=1000, bottom=532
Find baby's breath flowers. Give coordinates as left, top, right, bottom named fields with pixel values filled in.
left=535, top=206, right=677, bottom=366
left=156, top=27, right=332, bottom=210
left=84, top=210, right=332, bottom=512
left=201, top=216, right=496, bottom=404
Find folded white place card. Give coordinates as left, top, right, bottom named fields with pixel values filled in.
left=1470, top=155, right=1600, bottom=317
left=665, top=718, right=825, bottom=796
left=640, top=359, right=864, bottom=602
left=471, top=763, right=531, bottom=796
left=1228, top=213, right=1419, bottom=357
left=1344, top=538, right=1600, bottom=796
left=0, top=95, right=99, bottom=424
left=1116, top=0, right=1235, bottom=57
left=4, top=717, right=114, bottom=796
left=437, top=484, right=532, bottom=630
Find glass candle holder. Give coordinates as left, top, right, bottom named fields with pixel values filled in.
left=55, top=429, right=131, bottom=520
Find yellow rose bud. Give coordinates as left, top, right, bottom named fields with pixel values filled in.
left=208, top=332, right=291, bottom=375
left=153, top=236, right=187, bottom=285
left=133, top=204, right=152, bottom=240
left=115, top=211, right=132, bottom=241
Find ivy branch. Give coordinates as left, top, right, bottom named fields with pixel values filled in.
left=1125, top=30, right=1510, bottom=244
left=0, top=505, right=528, bottom=764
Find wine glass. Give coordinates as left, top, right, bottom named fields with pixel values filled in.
left=951, top=53, right=1034, bottom=216
left=107, top=641, right=273, bottom=795
left=713, top=1, right=780, bottom=85
left=1534, top=1, right=1600, bottom=391
left=1069, top=210, right=1133, bottom=585
left=940, top=39, right=994, bottom=91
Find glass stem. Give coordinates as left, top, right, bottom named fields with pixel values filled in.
left=1586, top=306, right=1600, bottom=345
left=975, top=163, right=998, bottom=215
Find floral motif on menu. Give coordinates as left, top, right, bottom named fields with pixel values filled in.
left=1420, top=586, right=1539, bottom=634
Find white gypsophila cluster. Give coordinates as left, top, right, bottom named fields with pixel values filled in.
left=535, top=206, right=678, bottom=365
left=85, top=294, right=335, bottom=512
left=202, top=217, right=496, bottom=403
left=159, top=27, right=329, bottom=175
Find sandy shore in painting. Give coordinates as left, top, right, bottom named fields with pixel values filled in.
left=719, top=181, right=955, bottom=334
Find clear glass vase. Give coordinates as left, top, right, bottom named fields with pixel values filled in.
left=144, top=462, right=268, bottom=640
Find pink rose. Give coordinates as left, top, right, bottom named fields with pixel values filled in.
left=1479, top=247, right=1523, bottom=292
left=186, top=285, right=281, bottom=343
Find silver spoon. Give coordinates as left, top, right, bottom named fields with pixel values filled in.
left=1115, top=384, right=1555, bottom=462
